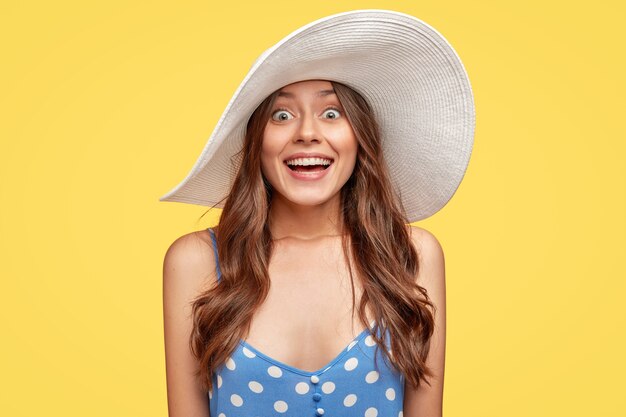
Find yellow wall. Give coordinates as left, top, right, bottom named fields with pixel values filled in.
left=1, top=1, right=624, bottom=416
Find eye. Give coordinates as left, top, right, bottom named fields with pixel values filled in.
left=322, top=108, right=341, bottom=119
left=271, top=109, right=293, bottom=122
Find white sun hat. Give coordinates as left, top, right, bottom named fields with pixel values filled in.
left=159, top=9, right=475, bottom=222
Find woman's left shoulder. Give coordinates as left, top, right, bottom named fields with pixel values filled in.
left=406, top=225, right=444, bottom=257
left=405, top=225, right=445, bottom=284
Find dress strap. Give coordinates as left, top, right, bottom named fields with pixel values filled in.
left=207, top=228, right=222, bottom=283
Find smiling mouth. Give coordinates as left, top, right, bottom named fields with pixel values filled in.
left=284, top=157, right=334, bottom=172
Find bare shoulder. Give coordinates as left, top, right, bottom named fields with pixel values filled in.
left=162, top=229, right=217, bottom=417
left=406, top=225, right=445, bottom=286
left=403, top=225, right=447, bottom=415
left=163, top=229, right=218, bottom=293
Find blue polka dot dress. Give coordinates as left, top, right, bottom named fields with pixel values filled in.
left=207, top=228, right=405, bottom=417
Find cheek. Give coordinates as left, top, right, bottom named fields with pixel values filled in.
left=261, top=124, right=284, bottom=153
left=259, top=146, right=272, bottom=177
left=343, top=134, right=359, bottom=175
left=260, top=133, right=281, bottom=176
left=337, top=129, right=358, bottom=161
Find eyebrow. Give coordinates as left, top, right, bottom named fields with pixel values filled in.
left=277, top=89, right=336, bottom=98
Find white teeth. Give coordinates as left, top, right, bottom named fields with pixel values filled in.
left=285, top=157, right=333, bottom=166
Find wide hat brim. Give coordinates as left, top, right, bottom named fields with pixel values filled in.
left=159, top=9, right=475, bottom=222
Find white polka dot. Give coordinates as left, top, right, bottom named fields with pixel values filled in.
left=344, top=357, right=358, bottom=371
left=242, top=346, right=256, bottom=358
left=365, top=370, right=379, bottom=383
left=208, top=390, right=213, bottom=400
left=225, top=357, right=236, bottom=370
left=249, top=381, right=263, bottom=393
left=268, top=365, right=283, bottom=378
left=218, top=414, right=225, bottom=417
left=347, top=340, right=358, bottom=350
left=321, top=381, right=335, bottom=394
left=365, top=407, right=378, bottom=417
left=364, top=335, right=376, bottom=347
left=343, top=394, right=357, bottom=407
left=230, top=394, right=243, bottom=407
left=217, top=374, right=223, bottom=388
left=399, top=411, right=404, bottom=417
left=295, top=382, right=309, bottom=394
left=386, top=387, right=396, bottom=400
left=274, top=400, right=288, bottom=413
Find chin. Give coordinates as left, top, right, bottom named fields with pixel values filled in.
left=280, top=191, right=340, bottom=208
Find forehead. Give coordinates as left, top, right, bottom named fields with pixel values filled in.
left=276, top=79, right=335, bottom=98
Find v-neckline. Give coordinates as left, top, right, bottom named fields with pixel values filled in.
left=238, top=320, right=376, bottom=377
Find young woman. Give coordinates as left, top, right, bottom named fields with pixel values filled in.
left=161, top=10, right=474, bottom=417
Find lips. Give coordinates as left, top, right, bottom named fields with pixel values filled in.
left=285, top=158, right=332, bottom=173
left=283, top=157, right=333, bottom=181
left=283, top=153, right=334, bottom=173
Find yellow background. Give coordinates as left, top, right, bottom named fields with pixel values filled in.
left=1, top=1, right=624, bottom=416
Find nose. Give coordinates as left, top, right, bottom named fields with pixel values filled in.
left=294, top=111, right=321, bottom=144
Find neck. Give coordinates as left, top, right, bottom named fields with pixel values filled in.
left=268, top=193, right=344, bottom=240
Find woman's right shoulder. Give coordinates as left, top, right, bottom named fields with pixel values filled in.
left=162, top=230, right=216, bottom=417
left=162, top=229, right=219, bottom=293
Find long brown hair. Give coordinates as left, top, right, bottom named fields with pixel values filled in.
left=190, top=80, right=436, bottom=393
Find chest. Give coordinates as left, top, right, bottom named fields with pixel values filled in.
left=242, top=239, right=374, bottom=373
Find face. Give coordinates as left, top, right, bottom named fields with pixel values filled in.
left=260, top=80, right=358, bottom=209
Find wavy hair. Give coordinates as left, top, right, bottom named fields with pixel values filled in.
left=189, top=81, right=436, bottom=393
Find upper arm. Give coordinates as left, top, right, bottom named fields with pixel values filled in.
left=403, top=225, right=446, bottom=417
left=163, top=231, right=217, bottom=417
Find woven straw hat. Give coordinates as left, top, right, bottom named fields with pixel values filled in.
left=159, top=9, right=475, bottom=222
